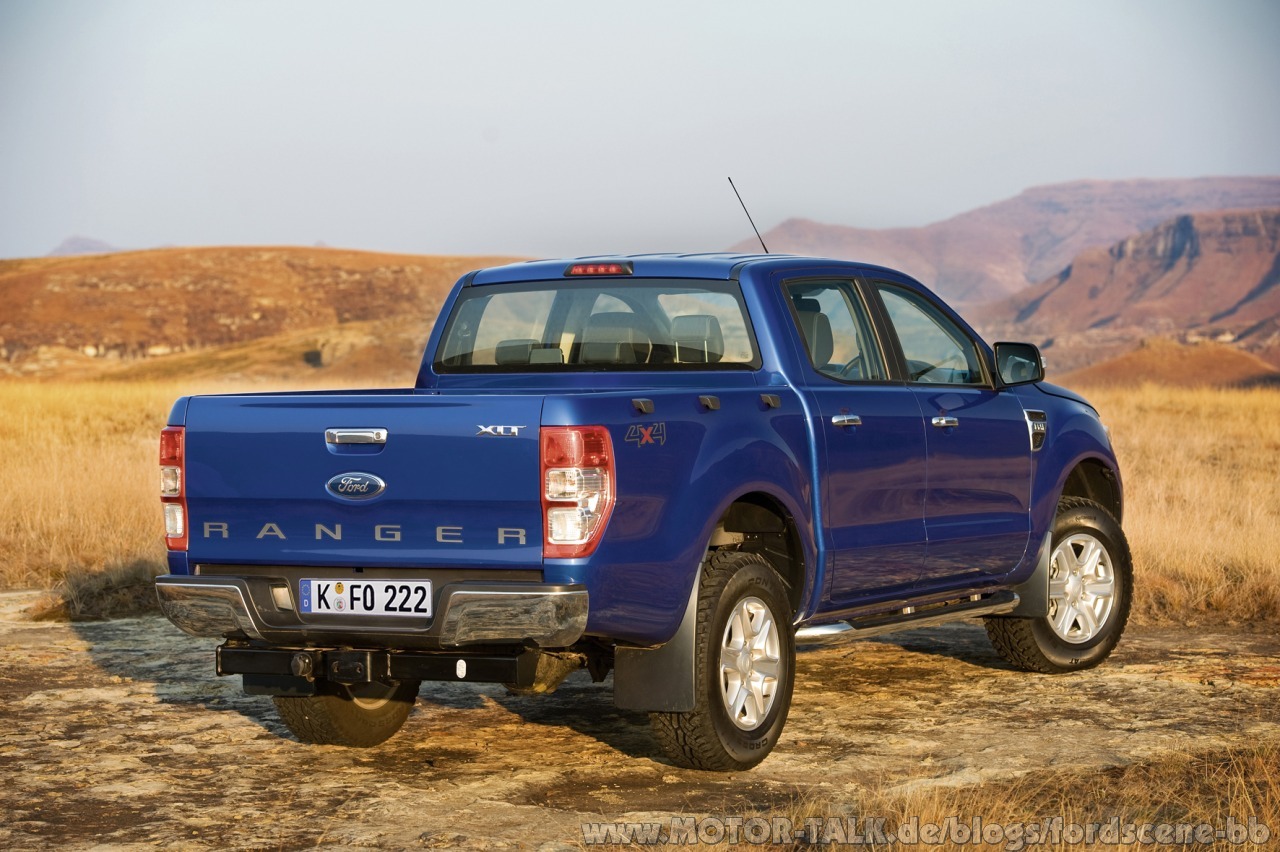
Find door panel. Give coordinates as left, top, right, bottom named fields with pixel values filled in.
left=871, top=283, right=1032, bottom=583
left=910, top=387, right=1032, bottom=581
left=784, top=279, right=928, bottom=602
left=816, top=388, right=929, bottom=600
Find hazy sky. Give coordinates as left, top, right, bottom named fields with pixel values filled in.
left=2, top=0, right=1278, bottom=260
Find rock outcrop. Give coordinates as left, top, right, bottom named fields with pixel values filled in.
left=733, top=177, right=1280, bottom=303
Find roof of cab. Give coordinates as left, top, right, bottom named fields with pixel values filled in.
left=466, top=252, right=879, bottom=285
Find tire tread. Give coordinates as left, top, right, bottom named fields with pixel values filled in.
left=273, top=681, right=417, bottom=747
left=985, top=496, right=1131, bottom=674
left=649, top=550, right=792, bottom=771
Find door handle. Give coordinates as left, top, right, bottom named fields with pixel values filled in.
left=325, top=428, right=388, bottom=444
left=831, top=414, right=863, bottom=427
left=932, top=416, right=959, bottom=429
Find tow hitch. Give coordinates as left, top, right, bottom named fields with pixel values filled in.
left=216, top=643, right=541, bottom=696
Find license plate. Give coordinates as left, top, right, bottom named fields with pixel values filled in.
left=299, top=579, right=433, bottom=618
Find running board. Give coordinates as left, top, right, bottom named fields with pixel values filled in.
left=795, top=591, right=1020, bottom=645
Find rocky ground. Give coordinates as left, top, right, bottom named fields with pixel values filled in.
left=1, top=590, right=1277, bottom=850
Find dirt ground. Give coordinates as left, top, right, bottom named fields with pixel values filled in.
left=1, top=589, right=1277, bottom=850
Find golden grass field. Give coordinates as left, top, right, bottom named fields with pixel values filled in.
left=0, top=378, right=355, bottom=616
left=1, top=376, right=1277, bottom=844
left=1084, top=383, right=1280, bottom=625
left=1, top=377, right=1277, bottom=626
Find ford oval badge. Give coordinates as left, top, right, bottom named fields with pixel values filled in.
left=326, top=472, right=386, bottom=501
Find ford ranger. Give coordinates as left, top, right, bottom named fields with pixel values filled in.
left=155, top=254, right=1131, bottom=770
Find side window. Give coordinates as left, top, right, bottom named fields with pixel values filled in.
left=876, top=285, right=985, bottom=385
left=786, top=281, right=886, bottom=382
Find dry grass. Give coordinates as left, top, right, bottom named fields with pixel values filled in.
left=861, top=744, right=1280, bottom=850
left=1, top=379, right=1278, bottom=625
left=0, top=379, right=358, bottom=617
left=1076, top=383, right=1280, bottom=626
left=688, top=744, right=1280, bottom=851
left=0, top=382, right=177, bottom=592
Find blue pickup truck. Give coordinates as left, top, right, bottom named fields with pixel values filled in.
left=155, top=253, right=1130, bottom=770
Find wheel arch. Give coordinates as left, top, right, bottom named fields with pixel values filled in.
left=1059, top=458, right=1123, bottom=523
left=708, top=489, right=810, bottom=619
left=614, top=487, right=811, bottom=716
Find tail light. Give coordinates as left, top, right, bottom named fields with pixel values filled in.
left=541, top=426, right=615, bottom=559
left=159, top=426, right=188, bottom=551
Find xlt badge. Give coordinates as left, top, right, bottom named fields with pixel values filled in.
left=325, top=472, right=386, bottom=501
left=476, top=425, right=526, bottom=437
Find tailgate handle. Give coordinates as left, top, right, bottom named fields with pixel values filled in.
left=325, top=428, right=388, bottom=445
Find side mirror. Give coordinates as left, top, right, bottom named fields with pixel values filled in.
left=994, top=342, right=1045, bottom=386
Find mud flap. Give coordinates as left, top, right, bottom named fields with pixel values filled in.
left=612, top=572, right=699, bottom=712
left=998, top=531, right=1053, bottom=618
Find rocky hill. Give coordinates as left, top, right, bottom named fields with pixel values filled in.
left=976, top=209, right=1280, bottom=372
left=1057, top=338, right=1280, bottom=389
left=734, top=177, right=1280, bottom=303
left=0, top=247, right=517, bottom=378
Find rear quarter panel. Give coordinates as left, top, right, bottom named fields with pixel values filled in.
left=540, top=385, right=816, bottom=646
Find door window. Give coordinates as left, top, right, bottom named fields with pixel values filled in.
left=786, top=281, right=886, bottom=382
left=876, top=285, right=985, bottom=385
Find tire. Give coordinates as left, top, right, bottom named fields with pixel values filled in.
left=273, top=679, right=420, bottom=747
left=650, top=550, right=795, bottom=771
left=985, top=497, right=1132, bottom=673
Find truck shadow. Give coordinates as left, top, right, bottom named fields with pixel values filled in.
left=415, top=674, right=666, bottom=762
left=71, top=616, right=1015, bottom=762
left=799, top=622, right=1022, bottom=671
left=71, top=616, right=663, bottom=757
left=874, top=622, right=1022, bottom=667
left=71, top=616, right=289, bottom=738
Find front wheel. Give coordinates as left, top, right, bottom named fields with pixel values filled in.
left=273, top=679, right=420, bottom=747
left=650, top=550, right=795, bottom=771
left=985, top=497, right=1132, bottom=673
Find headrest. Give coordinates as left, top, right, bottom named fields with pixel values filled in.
left=529, top=347, right=564, bottom=364
left=793, top=300, right=833, bottom=366
left=581, top=311, right=650, bottom=364
left=671, top=314, right=724, bottom=364
left=495, top=338, right=538, bottom=365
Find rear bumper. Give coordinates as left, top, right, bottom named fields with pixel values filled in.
left=154, top=574, right=588, bottom=649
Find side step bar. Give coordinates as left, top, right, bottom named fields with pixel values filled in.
left=795, top=590, right=1020, bottom=645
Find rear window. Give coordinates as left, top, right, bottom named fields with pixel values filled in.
left=434, top=279, right=760, bottom=372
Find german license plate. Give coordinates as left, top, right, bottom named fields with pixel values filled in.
left=299, top=579, right=432, bottom=618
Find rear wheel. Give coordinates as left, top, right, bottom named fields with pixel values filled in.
left=650, top=550, right=795, bottom=771
left=985, top=497, right=1132, bottom=673
left=273, top=679, right=420, bottom=747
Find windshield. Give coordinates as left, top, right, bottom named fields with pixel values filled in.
left=434, top=278, right=760, bottom=372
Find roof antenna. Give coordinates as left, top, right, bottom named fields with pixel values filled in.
left=728, top=176, right=769, bottom=254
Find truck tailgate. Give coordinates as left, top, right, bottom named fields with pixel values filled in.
left=182, top=393, right=544, bottom=568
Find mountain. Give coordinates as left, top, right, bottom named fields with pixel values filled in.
left=976, top=209, right=1280, bottom=372
left=734, top=177, right=1280, bottom=303
left=1057, top=338, right=1280, bottom=389
left=47, top=236, right=123, bottom=257
left=0, top=246, right=517, bottom=378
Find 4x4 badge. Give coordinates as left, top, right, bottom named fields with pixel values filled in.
left=625, top=422, right=667, bottom=446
